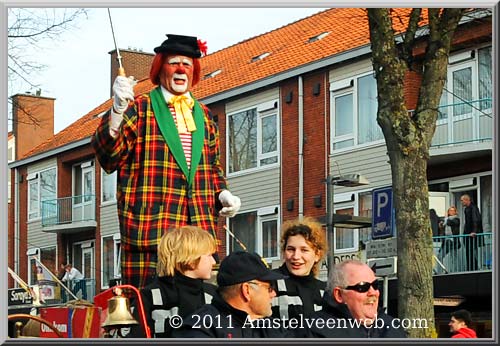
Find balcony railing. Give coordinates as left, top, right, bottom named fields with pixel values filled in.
left=41, top=194, right=96, bottom=227
left=432, top=232, right=492, bottom=274
left=431, top=98, right=493, bottom=147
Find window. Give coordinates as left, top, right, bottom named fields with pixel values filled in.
left=331, top=72, right=382, bottom=151
left=101, top=234, right=121, bottom=288
left=439, top=46, right=492, bottom=119
left=478, top=46, right=492, bottom=111
left=27, top=248, right=40, bottom=285
left=334, top=207, right=358, bottom=252
left=101, top=170, right=117, bottom=204
left=27, top=247, right=56, bottom=285
left=227, top=101, right=279, bottom=174
left=27, top=167, right=57, bottom=221
left=228, top=207, right=279, bottom=261
left=358, top=192, right=373, bottom=245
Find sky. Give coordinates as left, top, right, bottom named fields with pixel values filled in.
left=7, top=7, right=329, bottom=134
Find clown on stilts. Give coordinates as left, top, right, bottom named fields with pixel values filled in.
left=92, top=34, right=241, bottom=289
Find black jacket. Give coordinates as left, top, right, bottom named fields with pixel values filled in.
left=306, top=292, right=407, bottom=338
left=271, top=264, right=326, bottom=320
left=170, top=291, right=288, bottom=338
left=463, top=203, right=483, bottom=234
left=128, top=273, right=216, bottom=338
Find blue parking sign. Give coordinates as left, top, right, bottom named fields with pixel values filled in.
left=372, top=187, right=393, bottom=239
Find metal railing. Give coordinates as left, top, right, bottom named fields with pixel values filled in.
left=41, top=195, right=96, bottom=227
left=430, top=98, right=493, bottom=147
left=432, top=232, right=492, bottom=274
left=58, top=278, right=96, bottom=303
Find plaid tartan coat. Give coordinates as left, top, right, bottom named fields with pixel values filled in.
left=92, top=87, right=227, bottom=289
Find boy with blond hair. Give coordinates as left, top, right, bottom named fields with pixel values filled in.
left=129, top=226, right=217, bottom=337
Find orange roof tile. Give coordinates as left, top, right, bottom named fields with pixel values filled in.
left=21, top=8, right=423, bottom=160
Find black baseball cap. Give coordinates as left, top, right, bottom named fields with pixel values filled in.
left=153, top=34, right=201, bottom=58
left=217, top=251, right=287, bottom=287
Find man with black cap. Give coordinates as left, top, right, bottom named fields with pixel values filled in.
left=92, top=34, right=241, bottom=289
left=171, top=251, right=289, bottom=338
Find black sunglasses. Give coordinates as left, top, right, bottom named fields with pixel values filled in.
left=342, top=279, right=379, bottom=293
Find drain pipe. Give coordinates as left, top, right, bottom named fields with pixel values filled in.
left=298, top=76, right=304, bottom=220
left=14, top=168, right=20, bottom=275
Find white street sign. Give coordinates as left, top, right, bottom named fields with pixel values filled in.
left=367, top=256, right=397, bottom=276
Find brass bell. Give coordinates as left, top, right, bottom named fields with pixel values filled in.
left=102, top=294, right=138, bottom=330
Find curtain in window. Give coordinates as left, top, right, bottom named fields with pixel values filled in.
left=358, top=74, right=382, bottom=144
left=478, top=46, right=492, bottom=110
left=452, top=67, right=472, bottom=116
left=262, top=220, right=278, bottom=258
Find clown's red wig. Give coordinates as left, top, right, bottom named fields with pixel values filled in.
left=149, top=53, right=201, bottom=87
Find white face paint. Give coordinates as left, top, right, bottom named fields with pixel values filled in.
left=162, top=56, right=194, bottom=94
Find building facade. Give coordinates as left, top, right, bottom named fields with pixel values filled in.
left=8, top=8, right=493, bottom=337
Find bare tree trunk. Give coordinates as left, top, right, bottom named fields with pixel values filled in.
left=367, top=8, right=465, bottom=337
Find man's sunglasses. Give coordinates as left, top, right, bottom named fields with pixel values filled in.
left=342, top=279, right=379, bottom=293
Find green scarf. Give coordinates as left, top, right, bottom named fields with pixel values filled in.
left=150, top=87, right=204, bottom=188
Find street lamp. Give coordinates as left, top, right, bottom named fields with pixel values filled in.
left=325, top=174, right=370, bottom=272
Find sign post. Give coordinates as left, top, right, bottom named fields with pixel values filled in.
left=367, top=256, right=397, bottom=311
left=372, top=187, right=394, bottom=239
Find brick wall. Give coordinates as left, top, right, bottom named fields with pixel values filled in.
left=302, top=71, right=329, bottom=221
left=280, top=79, right=299, bottom=222
left=109, top=49, right=155, bottom=96
left=11, top=94, right=55, bottom=159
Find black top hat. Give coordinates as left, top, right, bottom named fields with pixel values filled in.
left=154, top=34, right=201, bottom=58
left=217, top=251, right=287, bottom=287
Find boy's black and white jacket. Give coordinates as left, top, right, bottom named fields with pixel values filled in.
left=128, top=272, right=216, bottom=338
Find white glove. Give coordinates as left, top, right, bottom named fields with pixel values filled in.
left=112, top=75, right=136, bottom=114
left=219, top=190, right=241, bottom=218
left=109, top=76, right=136, bottom=137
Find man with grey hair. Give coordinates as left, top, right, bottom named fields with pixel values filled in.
left=307, top=260, right=406, bottom=338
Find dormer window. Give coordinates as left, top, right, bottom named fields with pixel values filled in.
left=251, top=52, right=270, bottom=63
left=308, top=31, right=330, bottom=43
left=203, top=69, right=222, bottom=80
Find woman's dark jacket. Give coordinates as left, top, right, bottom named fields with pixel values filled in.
left=271, top=264, right=326, bottom=320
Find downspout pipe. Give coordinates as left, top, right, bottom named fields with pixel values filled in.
left=14, top=168, right=19, bottom=276
left=298, top=76, right=304, bottom=219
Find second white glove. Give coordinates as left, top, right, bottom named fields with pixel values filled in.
left=219, top=190, right=241, bottom=218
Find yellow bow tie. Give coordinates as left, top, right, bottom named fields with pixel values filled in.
left=169, top=95, right=196, bottom=133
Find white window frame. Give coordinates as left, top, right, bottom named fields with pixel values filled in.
left=330, top=71, right=384, bottom=154
left=101, top=233, right=121, bottom=289
left=101, top=169, right=117, bottom=205
left=226, top=206, right=280, bottom=262
left=437, top=45, right=491, bottom=134
left=333, top=192, right=360, bottom=253
left=27, top=167, right=57, bottom=221
left=257, top=206, right=281, bottom=262
left=227, top=100, right=280, bottom=176
left=26, top=248, right=40, bottom=285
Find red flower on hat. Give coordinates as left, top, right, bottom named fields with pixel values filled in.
left=197, top=39, right=208, bottom=56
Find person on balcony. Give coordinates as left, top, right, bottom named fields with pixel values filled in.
left=62, top=263, right=86, bottom=300
left=460, top=194, right=483, bottom=271
left=438, top=206, right=461, bottom=269
left=92, top=34, right=241, bottom=289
